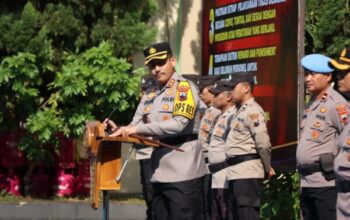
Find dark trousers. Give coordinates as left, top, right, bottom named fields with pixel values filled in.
left=152, top=176, right=205, bottom=220
left=211, top=188, right=232, bottom=220
left=300, top=187, right=337, bottom=220
left=204, top=174, right=212, bottom=220
left=139, top=159, right=153, bottom=220
left=228, top=178, right=262, bottom=220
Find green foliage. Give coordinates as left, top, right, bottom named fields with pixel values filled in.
left=261, top=170, right=300, bottom=220
left=305, top=0, right=350, bottom=55
left=0, top=1, right=156, bottom=163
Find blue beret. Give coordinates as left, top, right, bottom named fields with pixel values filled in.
left=301, top=54, right=334, bottom=73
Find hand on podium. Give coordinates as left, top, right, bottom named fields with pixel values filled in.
left=109, top=126, right=137, bottom=137
left=103, top=118, right=118, bottom=134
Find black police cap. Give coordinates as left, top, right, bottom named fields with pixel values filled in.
left=225, top=72, right=255, bottom=88
left=143, top=42, right=173, bottom=65
left=198, top=75, right=221, bottom=91
left=210, top=80, right=233, bottom=95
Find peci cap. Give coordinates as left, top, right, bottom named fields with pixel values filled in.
left=301, top=54, right=334, bottom=73
left=210, top=80, right=233, bottom=95
left=198, top=75, right=221, bottom=91
left=141, top=75, right=157, bottom=91
left=224, top=72, right=255, bottom=88
left=329, top=48, right=350, bottom=71
left=143, top=42, right=173, bottom=65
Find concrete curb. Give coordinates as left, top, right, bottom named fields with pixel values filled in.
left=0, top=202, right=146, bottom=220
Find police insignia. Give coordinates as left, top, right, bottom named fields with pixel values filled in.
left=167, top=79, right=175, bottom=88
left=320, top=107, right=327, bottom=113
left=336, top=104, right=348, bottom=124
left=313, top=121, right=321, bottom=128
left=162, top=115, right=170, bottom=121
left=147, top=92, right=156, bottom=99
left=173, top=81, right=196, bottom=119
left=311, top=130, right=319, bottom=139
left=163, top=104, right=169, bottom=110
left=346, top=138, right=350, bottom=146
left=144, top=105, right=152, bottom=113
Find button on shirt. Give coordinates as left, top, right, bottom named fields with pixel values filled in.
left=225, top=97, right=271, bottom=180
left=208, top=106, right=236, bottom=188
left=296, top=86, right=348, bottom=187
left=135, top=72, right=207, bottom=183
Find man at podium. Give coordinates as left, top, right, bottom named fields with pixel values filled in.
left=110, top=42, right=207, bottom=220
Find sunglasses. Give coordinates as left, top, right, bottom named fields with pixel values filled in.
left=147, top=58, right=168, bottom=69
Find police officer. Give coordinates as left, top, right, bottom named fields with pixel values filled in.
left=207, top=80, right=237, bottom=220
left=224, top=72, right=273, bottom=220
left=104, top=75, right=157, bottom=219
left=296, top=54, right=348, bottom=220
left=111, top=42, right=207, bottom=219
left=329, top=48, right=350, bottom=219
left=130, top=74, right=157, bottom=220
left=198, top=75, right=221, bottom=219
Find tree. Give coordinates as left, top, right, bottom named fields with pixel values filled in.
left=305, top=0, right=350, bottom=56
left=0, top=1, right=157, bottom=165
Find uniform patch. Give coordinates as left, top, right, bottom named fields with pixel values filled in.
left=162, top=115, right=170, bottom=121
left=234, top=122, right=241, bottom=129
left=311, top=130, right=319, bottom=139
left=249, top=113, right=260, bottom=127
left=320, top=107, right=327, bottom=113
left=214, top=129, right=223, bottom=137
left=163, top=104, right=169, bottom=110
left=336, top=104, right=349, bottom=124
left=313, top=121, right=321, bottom=128
left=173, top=81, right=196, bottom=119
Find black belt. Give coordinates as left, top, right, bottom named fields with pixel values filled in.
left=159, top=134, right=198, bottom=146
left=209, top=154, right=260, bottom=173
left=297, top=163, right=321, bottom=176
left=337, top=179, right=350, bottom=193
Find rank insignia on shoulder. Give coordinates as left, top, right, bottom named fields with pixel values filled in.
left=167, top=79, right=175, bottom=88
left=336, top=104, right=349, bottom=124
left=147, top=92, right=156, bottom=99
left=320, top=107, right=327, bottom=113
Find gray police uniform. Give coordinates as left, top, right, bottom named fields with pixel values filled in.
left=296, top=86, right=347, bottom=220
left=334, top=109, right=350, bottom=220
left=209, top=105, right=236, bottom=188
left=225, top=97, right=271, bottom=220
left=199, top=106, right=222, bottom=161
left=128, top=88, right=157, bottom=220
left=135, top=72, right=207, bottom=219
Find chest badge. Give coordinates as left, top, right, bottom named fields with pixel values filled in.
left=311, top=130, right=319, bottom=139
left=320, top=107, right=327, bottom=113
left=163, top=104, right=169, bottom=110
left=313, top=121, right=321, bottom=128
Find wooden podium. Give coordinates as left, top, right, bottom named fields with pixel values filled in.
left=84, top=121, right=157, bottom=215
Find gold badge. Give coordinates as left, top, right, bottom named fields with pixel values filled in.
left=149, top=47, right=156, bottom=54
left=163, top=104, right=169, bottom=110
left=162, top=115, right=170, bottom=121
left=313, top=121, right=321, bottom=128
left=144, top=105, right=151, bottom=113
left=320, top=107, right=327, bottom=113
left=311, top=130, right=319, bottom=139
left=235, top=123, right=241, bottom=129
